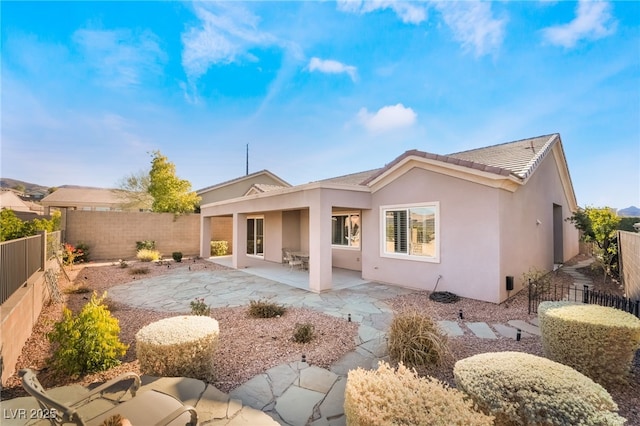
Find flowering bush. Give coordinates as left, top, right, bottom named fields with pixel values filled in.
left=136, top=315, right=219, bottom=380
left=454, top=351, right=625, bottom=426
left=539, top=301, right=640, bottom=385
left=210, top=240, right=228, bottom=256
left=344, top=361, right=493, bottom=426
left=62, top=242, right=90, bottom=265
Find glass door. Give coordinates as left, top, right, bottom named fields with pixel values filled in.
left=247, top=217, right=264, bottom=256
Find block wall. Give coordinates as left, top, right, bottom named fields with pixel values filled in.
left=65, top=211, right=200, bottom=260
left=619, top=231, right=640, bottom=300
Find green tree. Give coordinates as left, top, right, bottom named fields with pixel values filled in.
left=114, top=170, right=153, bottom=211
left=567, top=207, right=620, bottom=281
left=148, top=151, right=200, bottom=214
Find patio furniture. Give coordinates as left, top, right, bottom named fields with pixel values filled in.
left=291, top=251, right=310, bottom=271
left=19, top=368, right=198, bottom=426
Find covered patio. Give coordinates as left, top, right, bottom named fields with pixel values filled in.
left=208, top=255, right=370, bottom=290
left=200, top=182, right=371, bottom=293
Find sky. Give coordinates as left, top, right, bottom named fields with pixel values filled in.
left=1, top=1, right=639, bottom=209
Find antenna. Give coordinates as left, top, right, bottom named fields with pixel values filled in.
left=246, top=144, right=249, bottom=176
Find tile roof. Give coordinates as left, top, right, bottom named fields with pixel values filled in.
left=316, top=169, right=383, bottom=186
left=196, top=170, right=290, bottom=194
left=251, top=184, right=289, bottom=193
left=40, top=187, right=124, bottom=204
left=446, top=134, right=558, bottom=179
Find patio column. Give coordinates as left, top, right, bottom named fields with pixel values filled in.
left=232, top=212, right=249, bottom=269
left=308, top=195, right=332, bottom=293
left=200, top=216, right=211, bottom=258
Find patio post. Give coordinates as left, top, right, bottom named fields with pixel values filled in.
left=308, top=195, right=332, bottom=293
left=200, top=215, right=211, bottom=258
left=232, top=212, right=249, bottom=269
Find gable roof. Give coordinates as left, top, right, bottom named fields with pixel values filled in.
left=244, top=183, right=290, bottom=196
left=316, top=169, right=383, bottom=186
left=363, top=134, right=560, bottom=185
left=196, top=170, right=290, bottom=195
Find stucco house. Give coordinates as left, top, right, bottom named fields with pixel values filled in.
left=40, top=187, right=136, bottom=214
left=200, top=134, right=579, bottom=303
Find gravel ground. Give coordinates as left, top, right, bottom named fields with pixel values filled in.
left=2, top=257, right=638, bottom=424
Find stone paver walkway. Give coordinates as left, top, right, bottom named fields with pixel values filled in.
left=6, top=259, right=587, bottom=425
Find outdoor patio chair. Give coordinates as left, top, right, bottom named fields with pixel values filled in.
left=19, top=369, right=198, bottom=426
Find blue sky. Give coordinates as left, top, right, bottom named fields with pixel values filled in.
left=2, top=1, right=638, bottom=209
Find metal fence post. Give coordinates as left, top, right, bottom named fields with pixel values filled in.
left=583, top=285, right=589, bottom=304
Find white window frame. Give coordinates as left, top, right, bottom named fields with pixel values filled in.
left=247, top=215, right=265, bottom=257
left=380, top=202, right=440, bottom=263
left=331, top=212, right=360, bottom=249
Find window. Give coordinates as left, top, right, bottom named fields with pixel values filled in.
left=382, top=203, right=439, bottom=261
left=332, top=213, right=360, bottom=248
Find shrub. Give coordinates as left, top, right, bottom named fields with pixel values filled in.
left=136, top=315, right=219, bottom=380
left=454, top=351, right=625, bottom=426
left=345, top=361, right=493, bottom=426
left=172, top=251, right=183, bottom=262
left=210, top=240, right=228, bottom=256
left=136, top=249, right=161, bottom=262
left=387, top=310, right=450, bottom=367
left=293, top=323, right=315, bottom=343
left=63, top=285, right=91, bottom=294
left=136, top=240, right=156, bottom=251
left=190, top=298, right=210, bottom=316
left=48, top=292, right=128, bottom=376
left=521, top=267, right=551, bottom=298
left=248, top=299, right=286, bottom=318
left=539, top=301, right=640, bottom=385
left=129, top=266, right=149, bottom=275
left=62, top=242, right=90, bottom=266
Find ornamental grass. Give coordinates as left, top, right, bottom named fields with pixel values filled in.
left=387, top=310, right=450, bottom=367
left=538, top=301, right=640, bottom=385
left=344, top=361, right=493, bottom=426
left=454, top=351, right=625, bottom=426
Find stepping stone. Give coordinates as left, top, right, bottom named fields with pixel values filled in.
left=492, top=323, right=533, bottom=340
left=358, top=337, right=388, bottom=358
left=330, top=351, right=373, bottom=376
left=507, top=320, right=541, bottom=336
left=529, top=317, right=539, bottom=326
left=318, top=376, right=347, bottom=420
left=275, top=385, right=325, bottom=426
left=437, top=320, right=464, bottom=337
left=465, top=322, right=497, bottom=339
left=196, top=384, right=230, bottom=420
left=266, top=364, right=298, bottom=397
left=299, top=366, right=338, bottom=393
left=230, top=375, right=273, bottom=410
left=357, top=324, right=383, bottom=344
left=226, top=405, right=280, bottom=425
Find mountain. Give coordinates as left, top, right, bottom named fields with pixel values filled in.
left=618, top=206, right=640, bottom=217
left=0, top=178, right=49, bottom=196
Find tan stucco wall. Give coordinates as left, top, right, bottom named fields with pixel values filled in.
left=282, top=210, right=302, bottom=251
left=362, top=167, right=502, bottom=303
left=211, top=216, right=233, bottom=254
left=199, top=174, right=287, bottom=205
left=497, top=149, right=579, bottom=301
left=65, top=211, right=200, bottom=260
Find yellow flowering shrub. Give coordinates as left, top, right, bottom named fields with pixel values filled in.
left=136, top=315, right=219, bottom=380
left=454, top=352, right=625, bottom=426
left=539, top=301, right=640, bottom=385
left=344, top=362, right=493, bottom=426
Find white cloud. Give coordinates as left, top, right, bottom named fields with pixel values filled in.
left=181, top=3, right=278, bottom=81
left=73, top=28, right=165, bottom=88
left=308, top=57, right=357, bottom=81
left=434, top=2, right=506, bottom=56
left=357, top=103, right=417, bottom=133
left=542, top=0, right=616, bottom=48
left=337, top=0, right=427, bottom=24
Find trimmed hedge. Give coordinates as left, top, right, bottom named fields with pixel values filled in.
left=136, top=315, right=219, bottom=380
left=344, top=362, right=493, bottom=426
left=454, top=351, right=625, bottom=426
left=539, top=301, right=640, bottom=385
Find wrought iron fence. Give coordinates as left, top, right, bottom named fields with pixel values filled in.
left=0, top=234, right=44, bottom=305
left=528, top=276, right=640, bottom=318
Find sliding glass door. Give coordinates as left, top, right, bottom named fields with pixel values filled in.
left=247, top=217, right=264, bottom=256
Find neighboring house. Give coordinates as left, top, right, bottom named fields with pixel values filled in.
left=196, top=170, right=290, bottom=254
left=40, top=187, right=133, bottom=214
left=196, top=170, right=291, bottom=205
left=200, top=134, right=579, bottom=304
left=0, top=189, right=44, bottom=220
